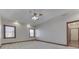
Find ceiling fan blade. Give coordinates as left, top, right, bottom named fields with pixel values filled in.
left=34, top=13, right=37, bottom=16
left=39, top=14, right=43, bottom=16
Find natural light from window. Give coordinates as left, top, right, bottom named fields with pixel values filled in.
left=30, top=29, right=34, bottom=37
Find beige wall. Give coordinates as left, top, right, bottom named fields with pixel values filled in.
left=37, top=15, right=67, bottom=44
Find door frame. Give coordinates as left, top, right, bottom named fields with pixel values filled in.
left=67, top=20, right=79, bottom=47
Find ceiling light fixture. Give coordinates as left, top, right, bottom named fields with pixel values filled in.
left=13, top=21, right=20, bottom=26
left=27, top=24, right=31, bottom=28
left=32, top=16, right=39, bottom=21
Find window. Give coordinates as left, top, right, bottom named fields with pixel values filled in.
left=29, top=29, right=35, bottom=37
left=4, top=25, right=16, bottom=39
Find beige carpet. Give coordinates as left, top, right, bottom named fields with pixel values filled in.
left=1, top=41, right=75, bottom=49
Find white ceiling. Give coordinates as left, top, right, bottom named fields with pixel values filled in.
left=0, top=9, right=78, bottom=25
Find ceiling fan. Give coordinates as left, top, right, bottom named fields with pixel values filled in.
left=27, top=10, right=43, bottom=29
left=31, top=10, right=43, bottom=21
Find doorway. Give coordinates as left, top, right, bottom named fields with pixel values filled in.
left=67, top=20, right=79, bottom=48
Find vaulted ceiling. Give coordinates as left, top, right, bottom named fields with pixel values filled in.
left=0, top=9, right=78, bottom=25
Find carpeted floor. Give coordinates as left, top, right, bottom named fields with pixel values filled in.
left=0, top=41, right=75, bottom=49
